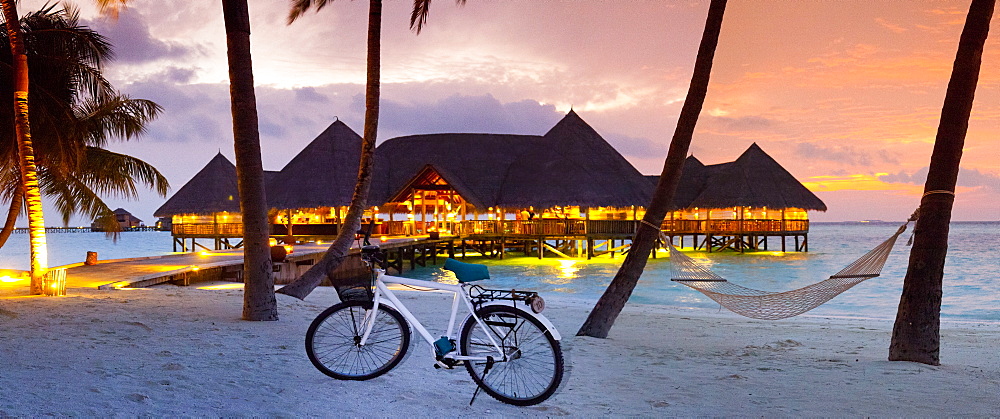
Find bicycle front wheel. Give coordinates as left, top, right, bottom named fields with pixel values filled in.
left=460, top=305, right=564, bottom=406
left=305, top=301, right=410, bottom=380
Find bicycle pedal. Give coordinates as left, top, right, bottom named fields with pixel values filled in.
left=434, top=360, right=455, bottom=370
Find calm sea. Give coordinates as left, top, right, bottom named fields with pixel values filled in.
left=1, top=222, right=997, bottom=322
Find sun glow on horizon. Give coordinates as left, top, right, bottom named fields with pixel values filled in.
left=803, top=173, right=924, bottom=193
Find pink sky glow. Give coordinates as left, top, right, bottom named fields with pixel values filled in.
left=18, top=0, right=1000, bottom=223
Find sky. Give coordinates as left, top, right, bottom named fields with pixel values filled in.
left=16, top=0, right=1000, bottom=224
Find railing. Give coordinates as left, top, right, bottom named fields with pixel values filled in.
left=172, top=223, right=244, bottom=236
left=169, top=218, right=810, bottom=238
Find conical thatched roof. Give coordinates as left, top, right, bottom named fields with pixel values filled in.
left=154, top=153, right=240, bottom=217
left=666, top=156, right=712, bottom=210
left=498, top=110, right=652, bottom=207
left=267, top=120, right=362, bottom=209
left=154, top=154, right=280, bottom=217
left=371, top=110, right=651, bottom=209
left=683, top=143, right=826, bottom=211
left=370, top=133, right=542, bottom=207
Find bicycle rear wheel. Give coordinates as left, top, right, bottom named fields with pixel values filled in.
left=306, top=301, right=410, bottom=380
left=460, top=305, right=563, bottom=406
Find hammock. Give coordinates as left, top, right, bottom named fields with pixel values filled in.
left=665, top=222, right=911, bottom=320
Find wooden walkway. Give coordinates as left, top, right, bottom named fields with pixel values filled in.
left=61, top=245, right=327, bottom=290
left=49, top=237, right=454, bottom=291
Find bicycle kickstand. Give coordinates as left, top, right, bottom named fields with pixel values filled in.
left=468, top=356, right=495, bottom=406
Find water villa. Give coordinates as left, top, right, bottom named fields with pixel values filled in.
left=155, top=111, right=825, bottom=256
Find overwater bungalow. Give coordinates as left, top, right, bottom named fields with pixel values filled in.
left=658, top=143, right=827, bottom=252
left=368, top=110, right=652, bottom=244
left=91, top=208, right=144, bottom=231
left=152, top=153, right=277, bottom=251
left=155, top=110, right=825, bottom=256
left=266, top=120, right=366, bottom=241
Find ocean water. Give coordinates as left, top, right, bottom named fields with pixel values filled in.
left=0, top=231, right=175, bottom=270
left=1, top=223, right=997, bottom=322
left=406, top=222, right=1000, bottom=323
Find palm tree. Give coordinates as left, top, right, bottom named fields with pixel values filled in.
left=221, top=0, right=277, bottom=321
left=1, top=0, right=48, bottom=293
left=889, top=0, right=994, bottom=365
left=277, top=0, right=446, bottom=299
left=577, top=0, right=727, bottom=338
left=0, top=5, right=167, bottom=278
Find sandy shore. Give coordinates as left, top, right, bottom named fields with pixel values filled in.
left=1, top=282, right=998, bottom=416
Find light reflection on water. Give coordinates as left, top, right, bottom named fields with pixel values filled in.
left=403, top=222, right=1000, bottom=322
left=1, top=223, right=996, bottom=322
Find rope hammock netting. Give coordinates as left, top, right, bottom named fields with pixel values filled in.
left=650, top=205, right=928, bottom=320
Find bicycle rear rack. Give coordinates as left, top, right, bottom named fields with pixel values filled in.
left=468, top=285, right=544, bottom=313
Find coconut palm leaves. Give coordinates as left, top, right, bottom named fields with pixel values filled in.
left=0, top=5, right=168, bottom=245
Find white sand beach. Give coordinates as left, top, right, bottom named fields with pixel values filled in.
left=1, top=282, right=998, bottom=416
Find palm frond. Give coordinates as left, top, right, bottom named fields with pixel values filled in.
left=410, top=0, right=465, bottom=34
left=39, top=168, right=121, bottom=237
left=94, top=0, right=130, bottom=20
left=74, top=95, right=162, bottom=147
left=80, top=147, right=170, bottom=198
left=288, top=0, right=333, bottom=25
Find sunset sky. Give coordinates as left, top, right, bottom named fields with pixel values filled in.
left=19, top=0, right=1000, bottom=223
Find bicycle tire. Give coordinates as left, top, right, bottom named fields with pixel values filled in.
left=305, top=300, right=410, bottom=380
left=459, top=305, right=564, bottom=406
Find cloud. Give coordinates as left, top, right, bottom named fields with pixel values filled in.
left=881, top=167, right=1000, bottom=193
left=710, top=115, right=775, bottom=131
left=84, top=10, right=197, bottom=64
left=795, top=142, right=900, bottom=166
left=874, top=18, right=908, bottom=33
left=603, top=133, right=667, bottom=162
left=294, top=87, right=330, bottom=103
left=374, top=94, right=563, bottom=137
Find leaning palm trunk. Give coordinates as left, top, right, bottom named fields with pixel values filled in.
left=2, top=1, right=48, bottom=293
left=577, top=0, right=726, bottom=338
left=277, top=0, right=382, bottom=300
left=222, top=0, right=277, bottom=320
left=0, top=185, right=22, bottom=248
left=889, top=0, right=994, bottom=365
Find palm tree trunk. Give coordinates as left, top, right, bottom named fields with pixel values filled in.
left=577, top=0, right=726, bottom=338
left=222, top=0, right=278, bottom=320
left=0, top=185, right=23, bottom=248
left=2, top=1, right=49, bottom=293
left=889, top=0, right=993, bottom=365
left=277, top=0, right=381, bottom=300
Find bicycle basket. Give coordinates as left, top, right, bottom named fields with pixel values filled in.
left=334, top=272, right=375, bottom=303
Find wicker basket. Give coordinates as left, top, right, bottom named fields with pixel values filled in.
left=335, top=272, right=375, bottom=303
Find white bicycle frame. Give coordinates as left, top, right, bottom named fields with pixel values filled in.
left=358, top=268, right=558, bottom=363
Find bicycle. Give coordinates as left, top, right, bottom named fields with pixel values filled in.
left=304, top=244, right=564, bottom=406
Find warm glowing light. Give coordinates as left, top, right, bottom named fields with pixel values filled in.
left=283, top=245, right=294, bottom=254
left=198, top=283, right=245, bottom=290
left=380, top=236, right=388, bottom=242
left=199, top=251, right=211, bottom=256
left=556, top=260, right=579, bottom=280
left=191, top=266, right=200, bottom=272
left=0, top=276, right=23, bottom=283
left=268, top=238, right=278, bottom=246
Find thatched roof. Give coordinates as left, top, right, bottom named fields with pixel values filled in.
left=372, top=110, right=651, bottom=209
left=154, top=153, right=240, bottom=217
left=154, top=153, right=279, bottom=217
left=267, top=120, right=362, bottom=209
left=371, top=133, right=543, bottom=208
left=498, top=110, right=652, bottom=207
left=112, top=208, right=142, bottom=223
left=652, top=144, right=826, bottom=211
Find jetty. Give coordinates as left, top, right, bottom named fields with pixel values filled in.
left=8, top=237, right=453, bottom=292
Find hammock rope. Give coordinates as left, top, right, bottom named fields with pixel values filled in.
left=654, top=218, right=913, bottom=320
